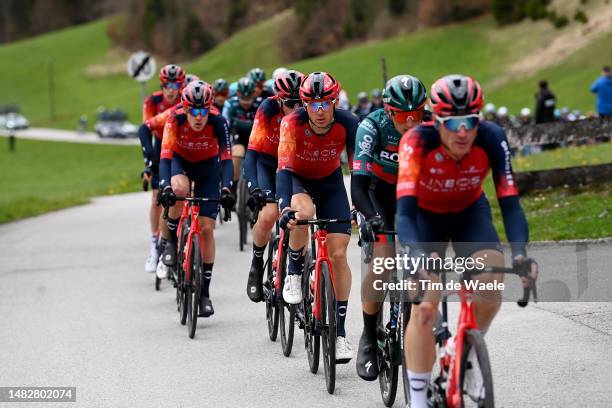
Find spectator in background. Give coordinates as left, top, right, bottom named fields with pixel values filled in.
left=352, top=91, right=371, bottom=120
left=535, top=80, right=556, bottom=124
left=496, top=106, right=511, bottom=128
left=590, top=66, right=612, bottom=120
left=370, top=88, right=384, bottom=112
left=519, top=107, right=532, bottom=126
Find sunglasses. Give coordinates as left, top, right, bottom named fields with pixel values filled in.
left=162, top=82, right=181, bottom=90
left=390, top=109, right=423, bottom=123
left=239, top=95, right=254, bottom=102
left=306, top=100, right=335, bottom=112
left=436, top=114, right=480, bottom=132
left=189, top=107, right=209, bottom=117
left=281, top=99, right=303, bottom=109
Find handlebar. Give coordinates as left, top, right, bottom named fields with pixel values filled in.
left=252, top=198, right=278, bottom=224
left=162, top=196, right=224, bottom=220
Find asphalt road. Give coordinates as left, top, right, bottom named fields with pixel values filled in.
left=1, top=192, right=611, bottom=407
left=0, top=128, right=139, bottom=145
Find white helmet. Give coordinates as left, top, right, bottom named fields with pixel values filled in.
left=497, top=106, right=508, bottom=117
left=485, top=103, right=496, bottom=113
left=272, top=67, right=288, bottom=81
left=520, top=107, right=531, bottom=117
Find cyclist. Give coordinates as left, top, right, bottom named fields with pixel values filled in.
left=139, top=64, right=185, bottom=273
left=351, top=75, right=427, bottom=381
left=370, top=88, right=384, bottom=112
left=213, top=78, right=229, bottom=112
left=185, top=73, right=200, bottom=85
left=351, top=91, right=371, bottom=120
left=277, top=71, right=358, bottom=363
left=158, top=80, right=235, bottom=317
left=222, top=77, right=262, bottom=199
left=248, top=67, right=274, bottom=99
left=396, top=74, right=538, bottom=407
left=244, top=70, right=305, bottom=302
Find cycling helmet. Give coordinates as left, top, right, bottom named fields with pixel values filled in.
left=299, top=72, right=341, bottom=102
left=213, top=78, right=229, bottom=95
left=371, top=88, right=382, bottom=98
left=497, top=106, right=508, bottom=117
left=185, top=74, right=200, bottom=84
left=272, top=67, right=288, bottom=80
left=248, top=68, right=266, bottom=84
left=159, top=64, right=186, bottom=85
left=237, top=77, right=256, bottom=98
left=181, top=80, right=214, bottom=109
left=430, top=74, right=484, bottom=117
left=520, top=107, right=531, bottom=117
left=274, top=70, right=304, bottom=99
left=383, top=75, right=427, bottom=111
left=484, top=103, right=496, bottom=113
left=357, top=92, right=368, bottom=102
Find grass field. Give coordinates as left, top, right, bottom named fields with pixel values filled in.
left=0, top=139, right=141, bottom=223
left=1, top=3, right=610, bottom=130
left=1, top=138, right=610, bottom=240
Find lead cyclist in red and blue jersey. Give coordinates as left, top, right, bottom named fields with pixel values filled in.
left=276, top=72, right=358, bottom=363
left=243, top=70, right=304, bottom=303
left=396, top=74, right=538, bottom=407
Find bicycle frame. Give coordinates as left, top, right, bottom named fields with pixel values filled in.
left=179, top=201, right=202, bottom=283
left=310, top=227, right=335, bottom=322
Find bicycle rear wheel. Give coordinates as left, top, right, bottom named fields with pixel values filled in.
left=265, top=235, right=279, bottom=342
left=278, top=240, right=295, bottom=357
left=378, top=300, right=399, bottom=407
left=459, top=329, right=494, bottom=408
left=187, top=234, right=202, bottom=339
left=400, top=302, right=412, bottom=405
left=320, top=262, right=336, bottom=394
left=302, top=251, right=320, bottom=374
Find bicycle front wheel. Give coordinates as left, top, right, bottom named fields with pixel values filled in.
left=237, top=178, right=249, bottom=251
left=265, top=235, right=279, bottom=342
left=320, top=262, right=336, bottom=394
left=187, top=234, right=202, bottom=339
left=302, top=251, right=320, bottom=374
left=278, top=239, right=295, bottom=357
left=400, top=302, right=412, bottom=406
left=378, top=300, right=399, bottom=407
left=458, top=329, right=494, bottom=408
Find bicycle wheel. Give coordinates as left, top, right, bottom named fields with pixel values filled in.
left=320, top=262, right=336, bottom=394
left=265, top=235, right=279, bottom=342
left=177, top=217, right=191, bottom=315
left=278, top=241, right=295, bottom=357
left=459, top=329, right=494, bottom=408
left=187, top=235, right=202, bottom=339
left=378, top=300, right=399, bottom=407
left=400, top=302, right=412, bottom=405
left=237, top=178, right=249, bottom=251
left=302, top=252, right=320, bottom=374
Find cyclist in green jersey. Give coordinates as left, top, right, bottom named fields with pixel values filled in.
left=351, top=75, right=428, bottom=381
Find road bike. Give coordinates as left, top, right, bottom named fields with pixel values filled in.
left=295, top=216, right=352, bottom=394
left=401, top=261, right=537, bottom=407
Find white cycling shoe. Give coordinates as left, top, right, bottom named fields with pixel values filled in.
left=282, top=274, right=303, bottom=304
left=156, top=258, right=169, bottom=279
left=335, top=336, right=353, bottom=364
left=464, top=347, right=485, bottom=401
left=145, top=252, right=158, bottom=273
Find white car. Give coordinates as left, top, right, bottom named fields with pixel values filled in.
left=1, top=112, right=29, bottom=130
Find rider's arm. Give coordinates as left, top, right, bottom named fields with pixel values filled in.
left=222, top=100, right=233, bottom=128
left=159, top=118, right=176, bottom=189
left=396, top=130, right=425, bottom=254
left=486, top=123, right=529, bottom=257
left=344, top=111, right=359, bottom=171
left=350, top=119, right=380, bottom=219
left=276, top=117, right=297, bottom=211
left=244, top=106, right=268, bottom=192
left=214, top=115, right=234, bottom=190
left=138, top=124, right=154, bottom=163
left=142, top=96, right=155, bottom=123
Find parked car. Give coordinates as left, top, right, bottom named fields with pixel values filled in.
left=1, top=112, right=29, bottom=130
left=95, top=109, right=138, bottom=138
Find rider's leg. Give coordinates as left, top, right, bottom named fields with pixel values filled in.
left=247, top=203, right=278, bottom=301
left=231, top=144, right=245, bottom=198
left=327, top=233, right=351, bottom=336
left=470, top=249, right=504, bottom=333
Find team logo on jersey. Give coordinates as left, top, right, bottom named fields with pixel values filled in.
left=305, top=129, right=312, bottom=137
left=380, top=150, right=399, bottom=162
left=435, top=152, right=444, bottom=162
left=357, top=134, right=374, bottom=158
left=353, top=161, right=362, bottom=171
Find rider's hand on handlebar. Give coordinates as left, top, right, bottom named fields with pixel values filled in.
left=513, top=255, right=539, bottom=288
left=247, top=188, right=266, bottom=212
left=158, top=185, right=177, bottom=208
left=220, top=187, right=236, bottom=210
left=279, top=208, right=297, bottom=231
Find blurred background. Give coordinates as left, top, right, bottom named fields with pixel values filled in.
left=0, top=0, right=610, bottom=239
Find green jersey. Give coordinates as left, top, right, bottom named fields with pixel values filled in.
left=352, top=109, right=401, bottom=184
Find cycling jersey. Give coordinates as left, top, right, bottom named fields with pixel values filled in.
left=244, top=96, right=283, bottom=194
left=396, top=120, right=528, bottom=257
left=159, top=108, right=233, bottom=189
left=222, top=96, right=261, bottom=148
left=142, top=91, right=178, bottom=124
left=276, top=108, right=358, bottom=211
left=146, top=104, right=220, bottom=136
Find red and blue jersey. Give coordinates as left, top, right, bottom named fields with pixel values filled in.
left=142, top=91, right=181, bottom=139
left=247, top=96, right=283, bottom=158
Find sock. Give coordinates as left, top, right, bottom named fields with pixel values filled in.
left=252, top=243, right=266, bottom=267
left=362, top=310, right=378, bottom=339
left=166, top=217, right=179, bottom=245
left=336, top=300, right=348, bottom=337
left=201, top=263, right=213, bottom=298
left=158, top=237, right=167, bottom=253
left=407, top=370, right=431, bottom=408
left=231, top=182, right=238, bottom=198
left=287, top=247, right=305, bottom=275
left=150, top=234, right=158, bottom=254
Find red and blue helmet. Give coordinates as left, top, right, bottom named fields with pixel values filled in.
left=429, top=74, right=484, bottom=117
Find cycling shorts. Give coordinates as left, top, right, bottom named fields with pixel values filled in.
left=416, top=194, right=503, bottom=258
left=150, top=137, right=162, bottom=189
left=292, top=168, right=351, bottom=235
left=257, top=155, right=277, bottom=200
left=171, top=154, right=221, bottom=219
left=232, top=132, right=249, bottom=149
